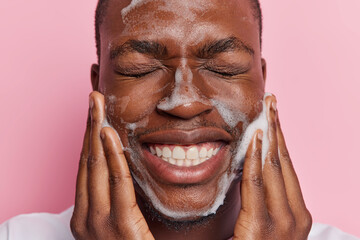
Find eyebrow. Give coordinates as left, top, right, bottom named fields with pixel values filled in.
left=196, top=37, right=255, bottom=58
left=110, top=40, right=168, bottom=60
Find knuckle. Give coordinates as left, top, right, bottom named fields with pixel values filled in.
left=274, top=213, right=296, bottom=236
left=268, top=154, right=281, bottom=169
left=87, top=212, right=105, bottom=233
left=249, top=174, right=264, bottom=187
left=91, top=116, right=101, bottom=125
left=109, top=173, right=133, bottom=189
left=79, top=153, right=88, bottom=166
left=108, top=173, right=122, bottom=186
left=258, top=218, right=275, bottom=237
left=270, top=120, right=277, bottom=129
left=252, top=146, right=262, bottom=160
left=279, top=149, right=291, bottom=161
left=280, top=218, right=296, bottom=234
left=70, top=215, right=86, bottom=238
left=87, top=154, right=101, bottom=167
left=299, top=209, right=313, bottom=232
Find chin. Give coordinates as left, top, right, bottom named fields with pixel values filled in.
left=131, top=152, right=236, bottom=222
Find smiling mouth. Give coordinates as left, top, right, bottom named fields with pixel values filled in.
left=138, top=127, right=233, bottom=184
left=146, top=142, right=223, bottom=167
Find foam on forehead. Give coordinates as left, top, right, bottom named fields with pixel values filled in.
left=121, top=0, right=213, bottom=21
left=121, top=0, right=148, bottom=19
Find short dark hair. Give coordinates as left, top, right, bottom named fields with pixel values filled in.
left=95, top=0, right=263, bottom=63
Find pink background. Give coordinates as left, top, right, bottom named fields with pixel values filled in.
left=1, top=0, right=359, bottom=237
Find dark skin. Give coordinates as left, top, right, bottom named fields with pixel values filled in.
left=70, top=0, right=312, bottom=239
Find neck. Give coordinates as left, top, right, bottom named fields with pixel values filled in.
left=137, top=182, right=241, bottom=240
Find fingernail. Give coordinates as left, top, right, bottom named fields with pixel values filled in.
left=271, top=101, right=277, bottom=112
left=257, top=131, right=263, bottom=141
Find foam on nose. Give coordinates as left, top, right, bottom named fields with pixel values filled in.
left=157, top=58, right=207, bottom=111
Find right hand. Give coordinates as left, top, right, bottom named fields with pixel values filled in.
left=70, top=91, right=154, bottom=240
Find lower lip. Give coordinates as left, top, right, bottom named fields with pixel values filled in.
left=142, top=144, right=229, bottom=184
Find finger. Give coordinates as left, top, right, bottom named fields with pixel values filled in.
left=100, top=127, right=141, bottom=220
left=262, top=96, right=293, bottom=221
left=101, top=127, right=153, bottom=239
left=87, top=91, right=110, bottom=216
left=276, top=111, right=312, bottom=231
left=71, top=110, right=91, bottom=231
left=240, top=130, right=268, bottom=219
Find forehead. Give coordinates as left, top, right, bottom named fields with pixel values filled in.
left=101, top=0, right=258, bottom=55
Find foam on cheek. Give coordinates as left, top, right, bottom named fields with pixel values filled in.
left=125, top=116, right=149, bottom=132
left=210, top=99, right=249, bottom=128
left=233, top=93, right=272, bottom=168
left=127, top=94, right=272, bottom=220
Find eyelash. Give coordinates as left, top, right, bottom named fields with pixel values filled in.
left=205, top=67, right=248, bottom=78
left=115, top=69, right=158, bottom=78
left=116, top=67, right=247, bottom=79
left=208, top=69, right=238, bottom=77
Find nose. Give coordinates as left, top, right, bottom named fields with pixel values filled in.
left=158, top=101, right=213, bottom=120
left=156, top=62, right=212, bottom=120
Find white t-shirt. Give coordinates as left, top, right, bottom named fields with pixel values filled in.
left=0, top=206, right=358, bottom=240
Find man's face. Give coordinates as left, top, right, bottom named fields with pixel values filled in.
left=96, top=0, right=265, bottom=220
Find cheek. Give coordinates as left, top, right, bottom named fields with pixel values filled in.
left=103, top=78, right=168, bottom=124
left=195, top=75, right=264, bottom=124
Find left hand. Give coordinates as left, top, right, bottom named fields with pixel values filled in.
left=233, top=95, right=312, bottom=240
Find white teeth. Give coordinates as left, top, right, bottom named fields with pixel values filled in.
left=173, top=146, right=185, bottom=159
left=150, top=146, right=156, bottom=155
left=199, top=147, right=207, bottom=158
left=156, top=147, right=162, bottom=157
left=184, top=159, right=192, bottom=167
left=187, top=147, right=199, bottom=159
left=177, top=159, right=184, bottom=166
left=149, top=145, right=222, bottom=167
left=163, top=147, right=171, bottom=158
left=169, top=158, right=176, bottom=164
left=193, top=159, right=200, bottom=165
left=207, top=148, right=213, bottom=158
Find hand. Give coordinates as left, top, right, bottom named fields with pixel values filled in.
left=70, top=91, right=154, bottom=240
left=233, top=96, right=312, bottom=240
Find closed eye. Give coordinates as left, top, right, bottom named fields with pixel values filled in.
left=208, top=69, right=238, bottom=77
left=115, top=69, right=158, bottom=78
left=205, top=65, right=249, bottom=78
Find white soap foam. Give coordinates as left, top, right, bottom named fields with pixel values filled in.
left=233, top=93, right=272, bottom=168
left=119, top=0, right=215, bottom=47
left=102, top=91, right=272, bottom=220
left=129, top=93, right=273, bottom=220
left=126, top=115, right=149, bottom=132
left=121, top=0, right=149, bottom=21
left=102, top=117, right=124, bottom=149
left=157, top=58, right=207, bottom=111
left=210, top=99, right=249, bottom=129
